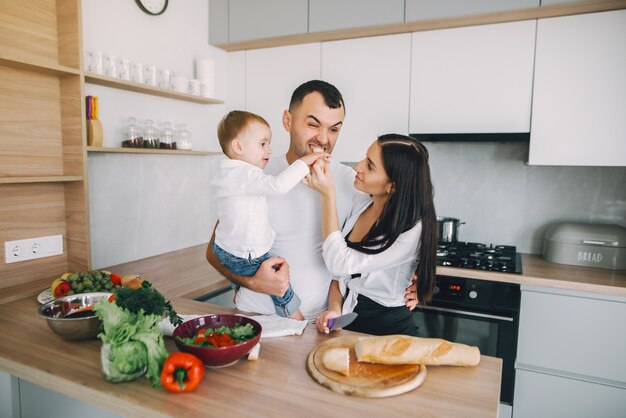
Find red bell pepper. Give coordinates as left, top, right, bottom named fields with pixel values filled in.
left=161, top=352, right=205, bottom=393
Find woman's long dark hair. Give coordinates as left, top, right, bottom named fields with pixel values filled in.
left=347, top=134, right=437, bottom=305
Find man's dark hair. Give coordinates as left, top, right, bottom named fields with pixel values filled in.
left=289, top=80, right=345, bottom=113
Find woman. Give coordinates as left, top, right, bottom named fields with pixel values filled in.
left=305, top=133, right=437, bottom=336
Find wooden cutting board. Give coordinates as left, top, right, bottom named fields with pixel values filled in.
left=306, top=335, right=427, bottom=398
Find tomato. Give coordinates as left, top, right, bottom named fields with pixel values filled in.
left=109, top=273, right=122, bottom=286
left=54, top=282, right=72, bottom=298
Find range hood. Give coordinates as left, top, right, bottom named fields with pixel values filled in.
left=409, top=133, right=529, bottom=142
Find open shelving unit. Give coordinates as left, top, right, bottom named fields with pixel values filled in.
left=0, top=0, right=91, bottom=294
left=87, top=147, right=220, bottom=156
left=84, top=72, right=224, bottom=104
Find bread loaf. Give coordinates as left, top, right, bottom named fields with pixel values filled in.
left=355, top=335, right=480, bottom=367
left=322, top=347, right=350, bottom=376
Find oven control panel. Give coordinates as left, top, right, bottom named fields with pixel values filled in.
left=433, top=275, right=520, bottom=311
left=433, top=275, right=495, bottom=307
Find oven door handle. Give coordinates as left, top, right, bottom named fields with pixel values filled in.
left=416, top=305, right=514, bottom=322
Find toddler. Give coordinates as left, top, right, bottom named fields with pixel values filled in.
left=211, top=110, right=327, bottom=319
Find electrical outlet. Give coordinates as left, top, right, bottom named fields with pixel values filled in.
left=4, top=235, right=63, bottom=264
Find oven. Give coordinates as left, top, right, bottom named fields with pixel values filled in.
left=412, top=275, right=520, bottom=406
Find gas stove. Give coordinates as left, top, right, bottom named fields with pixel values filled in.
left=436, top=241, right=522, bottom=274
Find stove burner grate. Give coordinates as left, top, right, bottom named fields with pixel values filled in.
left=436, top=242, right=522, bottom=273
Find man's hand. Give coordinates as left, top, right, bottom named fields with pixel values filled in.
left=404, top=273, right=418, bottom=311
left=251, top=256, right=290, bottom=297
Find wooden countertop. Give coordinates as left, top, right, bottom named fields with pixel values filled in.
left=0, top=296, right=502, bottom=418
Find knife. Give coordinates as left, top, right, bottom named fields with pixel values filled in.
left=327, top=312, right=358, bottom=331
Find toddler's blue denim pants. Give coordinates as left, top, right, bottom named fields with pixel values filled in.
left=212, top=242, right=301, bottom=317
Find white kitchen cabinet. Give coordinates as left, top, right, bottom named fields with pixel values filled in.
left=0, top=371, right=19, bottom=418
left=19, top=379, right=121, bottom=418
left=513, top=369, right=626, bottom=418
left=245, top=43, right=322, bottom=157
left=528, top=10, right=626, bottom=166
left=514, top=285, right=626, bottom=418
left=409, top=20, right=536, bottom=134
left=321, top=34, right=411, bottom=162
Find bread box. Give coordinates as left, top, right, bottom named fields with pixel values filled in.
left=543, top=222, right=626, bottom=269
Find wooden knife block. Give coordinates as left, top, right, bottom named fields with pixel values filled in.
left=87, top=119, right=103, bottom=147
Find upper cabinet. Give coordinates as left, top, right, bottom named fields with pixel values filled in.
left=405, top=0, right=539, bottom=21
left=228, top=0, right=308, bottom=43
left=528, top=10, right=626, bottom=166
left=321, top=34, right=412, bottom=162
left=309, top=0, right=404, bottom=33
left=409, top=21, right=536, bottom=133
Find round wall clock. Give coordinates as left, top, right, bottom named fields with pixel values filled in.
left=135, top=0, right=169, bottom=16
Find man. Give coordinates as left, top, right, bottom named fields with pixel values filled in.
left=206, top=80, right=417, bottom=320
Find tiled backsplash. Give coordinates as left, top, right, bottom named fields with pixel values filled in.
left=89, top=144, right=625, bottom=268
left=423, top=142, right=626, bottom=253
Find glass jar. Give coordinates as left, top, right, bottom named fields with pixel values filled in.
left=160, top=122, right=176, bottom=149
left=176, top=123, right=192, bottom=150
left=122, top=117, right=143, bottom=148
left=143, top=119, right=160, bottom=149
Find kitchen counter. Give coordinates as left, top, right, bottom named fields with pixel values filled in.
left=0, top=296, right=502, bottom=418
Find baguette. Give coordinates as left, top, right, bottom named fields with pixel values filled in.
left=322, top=347, right=350, bottom=376
left=355, top=335, right=480, bottom=367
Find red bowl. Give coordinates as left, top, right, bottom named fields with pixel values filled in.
left=172, top=314, right=262, bottom=367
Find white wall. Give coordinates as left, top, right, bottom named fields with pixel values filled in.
left=82, top=0, right=241, bottom=268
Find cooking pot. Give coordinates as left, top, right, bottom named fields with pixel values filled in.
left=437, top=217, right=465, bottom=243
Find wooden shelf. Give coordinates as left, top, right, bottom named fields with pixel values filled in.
left=84, top=73, right=224, bottom=104
left=87, top=147, right=220, bottom=156
left=0, top=54, right=81, bottom=76
left=215, top=0, right=626, bottom=51
left=0, top=176, right=83, bottom=184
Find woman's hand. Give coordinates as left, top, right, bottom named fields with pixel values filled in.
left=404, top=273, right=419, bottom=311
left=316, top=309, right=341, bottom=334
left=303, top=158, right=335, bottom=198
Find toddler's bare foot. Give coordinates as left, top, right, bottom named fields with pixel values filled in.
left=290, top=309, right=305, bottom=321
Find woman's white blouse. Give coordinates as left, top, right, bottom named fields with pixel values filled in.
left=321, top=198, right=421, bottom=314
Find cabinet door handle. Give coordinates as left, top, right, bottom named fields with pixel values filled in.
left=416, top=305, right=514, bottom=322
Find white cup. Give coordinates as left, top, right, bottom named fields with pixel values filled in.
left=170, top=75, right=188, bottom=93
left=87, top=50, right=103, bottom=74
left=189, top=79, right=201, bottom=95
left=117, top=58, right=130, bottom=81
left=144, top=65, right=157, bottom=86
left=104, top=54, right=117, bottom=78
left=131, top=62, right=144, bottom=84
left=158, top=68, right=171, bottom=89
